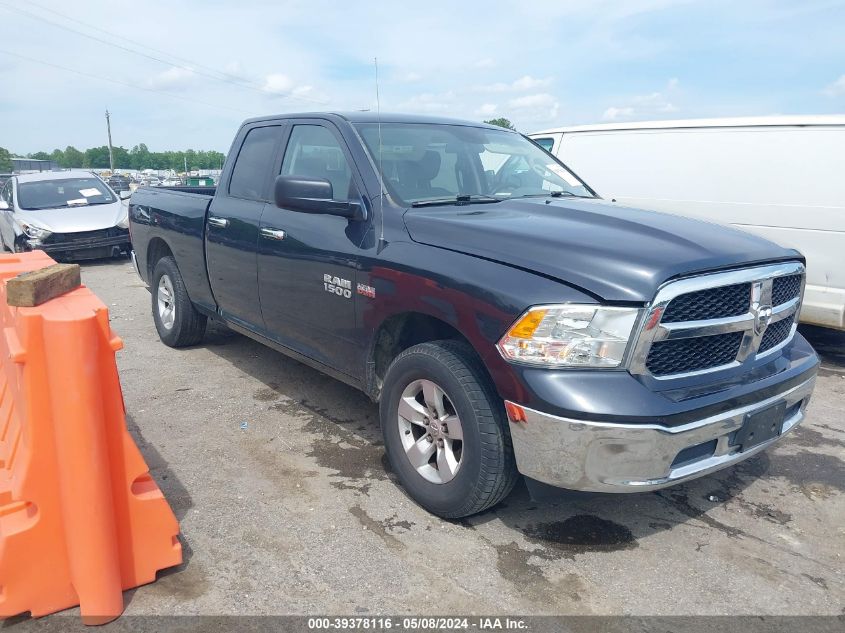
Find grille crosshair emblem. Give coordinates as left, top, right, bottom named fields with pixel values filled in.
left=751, top=302, right=773, bottom=336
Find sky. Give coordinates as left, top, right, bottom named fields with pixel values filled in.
left=1, top=0, right=844, bottom=154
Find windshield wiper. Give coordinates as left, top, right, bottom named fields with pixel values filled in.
left=511, top=191, right=593, bottom=200
left=411, top=194, right=503, bottom=208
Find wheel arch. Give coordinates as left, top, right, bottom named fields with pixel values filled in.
left=146, top=237, right=174, bottom=281
left=366, top=310, right=498, bottom=403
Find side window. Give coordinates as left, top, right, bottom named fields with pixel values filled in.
left=281, top=125, right=353, bottom=202
left=0, top=180, right=12, bottom=207
left=534, top=137, right=555, bottom=153
left=228, top=126, right=281, bottom=200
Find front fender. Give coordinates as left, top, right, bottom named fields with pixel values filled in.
left=357, top=240, right=597, bottom=402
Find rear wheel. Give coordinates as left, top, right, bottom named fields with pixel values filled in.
left=151, top=256, right=207, bottom=347
left=380, top=340, right=518, bottom=518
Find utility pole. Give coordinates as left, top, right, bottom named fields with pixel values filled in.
left=105, top=109, right=115, bottom=173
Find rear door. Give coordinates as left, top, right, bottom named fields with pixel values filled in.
left=205, top=123, right=284, bottom=329
left=257, top=121, right=372, bottom=375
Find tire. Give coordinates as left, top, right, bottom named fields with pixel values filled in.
left=151, top=256, right=207, bottom=347
left=380, top=340, right=518, bottom=518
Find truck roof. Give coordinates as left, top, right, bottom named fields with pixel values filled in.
left=531, top=114, right=845, bottom=136
left=241, top=111, right=505, bottom=129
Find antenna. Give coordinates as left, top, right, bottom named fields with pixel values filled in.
left=374, top=57, right=385, bottom=247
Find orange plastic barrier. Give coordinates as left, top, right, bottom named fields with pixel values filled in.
left=0, top=251, right=181, bottom=624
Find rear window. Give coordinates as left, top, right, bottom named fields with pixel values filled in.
left=228, top=126, right=281, bottom=200
left=17, top=178, right=115, bottom=211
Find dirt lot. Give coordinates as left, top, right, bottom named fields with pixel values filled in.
left=75, top=259, right=844, bottom=616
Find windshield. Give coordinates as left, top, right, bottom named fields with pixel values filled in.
left=355, top=123, right=593, bottom=206
left=17, top=177, right=116, bottom=211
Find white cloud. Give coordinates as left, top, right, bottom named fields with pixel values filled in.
left=602, top=79, right=680, bottom=121
left=262, top=74, right=316, bottom=101
left=400, top=72, right=422, bottom=82
left=146, top=66, right=196, bottom=91
left=822, top=74, right=845, bottom=96
left=221, top=61, right=251, bottom=81
left=262, top=73, right=294, bottom=94
left=473, top=58, right=495, bottom=69
left=476, top=103, right=498, bottom=116
left=602, top=106, right=635, bottom=121
left=480, top=75, right=553, bottom=93
left=506, top=93, right=560, bottom=122
left=397, top=91, right=456, bottom=113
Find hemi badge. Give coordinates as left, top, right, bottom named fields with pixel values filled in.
left=357, top=283, right=376, bottom=298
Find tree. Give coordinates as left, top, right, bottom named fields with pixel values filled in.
left=0, top=147, right=12, bottom=172
left=63, top=146, right=84, bottom=168
left=112, top=146, right=130, bottom=169
left=484, top=117, right=516, bottom=130
left=130, top=143, right=150, bottom=170
left=83, top=146, right=111, bottom=169
left=29, top=151, right=51, bottom=161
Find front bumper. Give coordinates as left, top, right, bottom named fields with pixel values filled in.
left=32, top=234, right=129, bottom=253
left=507, top=374, right=816, bottom=492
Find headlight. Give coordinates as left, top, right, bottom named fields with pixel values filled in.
left=497, top=304, right=641, bottom=367
left=20, top=222, right=52, bottom=240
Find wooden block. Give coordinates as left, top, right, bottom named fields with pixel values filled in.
left=5, top=263, right=82, bottom=307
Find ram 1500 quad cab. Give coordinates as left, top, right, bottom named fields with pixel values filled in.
left=129, top=113, right=818, bottom=518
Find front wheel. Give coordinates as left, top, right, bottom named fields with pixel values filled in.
left=151, top=256, right=207, bottom=347
left=380, top=340, right=518, bottom=518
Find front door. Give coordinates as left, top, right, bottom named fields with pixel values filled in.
left=205, top=123, right=283, bottom=329
left=257, top=122, right=372, bottom=375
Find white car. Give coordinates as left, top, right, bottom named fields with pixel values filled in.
left=0, top=170, right=131, bottom=260
left=530, top=116, right=845, bottom=330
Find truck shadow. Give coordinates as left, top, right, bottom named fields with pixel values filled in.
left=200, top=322, right=808, bottom=554
left=799, top=324, right=845, bottom=376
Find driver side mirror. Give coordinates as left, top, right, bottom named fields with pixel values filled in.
left=119, top=190, right=132, bottom=200
left=273, top=175, right=366, bottom=221
left=0, top=201, right=9, bottom=211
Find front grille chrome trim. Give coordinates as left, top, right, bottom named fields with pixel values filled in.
left=629, top=262, right=805, bottom=380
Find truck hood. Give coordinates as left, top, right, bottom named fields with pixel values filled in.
left=403, top=197, right=800, bottom=303
left=15, top=200, right=128, bottom=233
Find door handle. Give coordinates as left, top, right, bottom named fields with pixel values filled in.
left=260, top=228, right=286, bottom=241
left=207, top=216, right=230, bottom=228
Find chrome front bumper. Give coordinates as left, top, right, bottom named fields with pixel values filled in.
left=507, top=375, right=816, bottom=492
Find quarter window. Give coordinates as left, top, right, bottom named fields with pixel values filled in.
left=228, top=126, right=281, bottom=200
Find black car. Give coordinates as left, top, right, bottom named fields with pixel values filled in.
left=107, top=175, right=131, bottom=194
left=127, top=112, right=818, bottom=518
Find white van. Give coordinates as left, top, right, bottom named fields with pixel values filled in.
left=530, top=116, right=845, bottom=330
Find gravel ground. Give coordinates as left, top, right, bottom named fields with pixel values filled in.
left=51, top=259, right=845, bottom=617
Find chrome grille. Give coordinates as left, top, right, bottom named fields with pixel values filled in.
left=629, top=262, right=805, bottom=379
left=661, top=282, right=751, bottom=323
left=646, top=332, right=744, bottom=376
left=758, top=316, right=795, bottom=353
left=772, top=274, right=802, bottom=306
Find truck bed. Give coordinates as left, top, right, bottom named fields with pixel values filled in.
left=128, top=186, right=217, bottom=312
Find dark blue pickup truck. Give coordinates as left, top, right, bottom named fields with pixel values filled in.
left=129, top=112, right=818, bottom=517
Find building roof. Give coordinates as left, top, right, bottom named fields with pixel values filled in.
left=531, top=114, right=845, bottom=136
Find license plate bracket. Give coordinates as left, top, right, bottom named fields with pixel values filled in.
left=735, top=401, right=787, bottom=451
